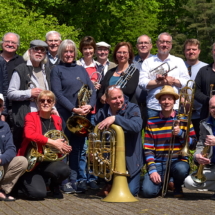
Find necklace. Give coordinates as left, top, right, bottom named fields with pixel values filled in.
left=115, top=66, right=129, bottom=75
left=41, top=117, right=52, bottom=132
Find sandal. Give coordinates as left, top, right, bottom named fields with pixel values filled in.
left=0, top=190, right=16, bottom=201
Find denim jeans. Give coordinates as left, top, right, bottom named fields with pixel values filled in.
left=141, top=161, right=190, bottom=198
left=128, top=170, right=141, bottom=196
left=78, top=114, right=97, bottom=182
left=147, top=108, right=159, bottom=119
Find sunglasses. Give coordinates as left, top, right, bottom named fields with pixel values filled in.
left=108, top=86, right=120, bottom=91
left=32, top=46, right=47, bottom=53
left=39, top=99, right=53, bottom=104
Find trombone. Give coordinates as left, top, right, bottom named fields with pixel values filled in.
left=161, top=80, right=196, bottom=197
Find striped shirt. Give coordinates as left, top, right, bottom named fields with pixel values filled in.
left=144, top=114, right=196, bottom=174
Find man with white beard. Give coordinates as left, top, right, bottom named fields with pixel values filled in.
left=139, top=32, right=190, bottom=119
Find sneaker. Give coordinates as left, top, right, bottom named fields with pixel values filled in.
left=51, top=186, right=63, bottom=199
left=211, top=193, right=215, bottom=200
left=88, top=181, right=99, bottom=190
left=71, top=181, right=82, bottom=193
left=61, top=182, right=76, bottom=194
left=77, top=180, right=88, bottom=193
left=173, top=188, right=184, bottom=198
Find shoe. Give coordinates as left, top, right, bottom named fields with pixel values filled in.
left=77, top=180, right=88, bottom=193
left=168, top=182, right=175, bottom=191
left=50, top=186, right=63, bottom=199
left=0, top=190, right=15, bottom=201
left=97, top=184, right=112, bottom=197
left=61, top=182, right=76, bottom=194
left=211, top=193, right=215, bottom=200
left=88, top=181, right=99, bottom=190
left=173, top=188, right=184, bottom=198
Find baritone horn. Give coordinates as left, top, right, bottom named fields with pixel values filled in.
left=88, top=124, right=138, bottom=202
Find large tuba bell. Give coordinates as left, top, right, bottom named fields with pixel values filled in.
left=88, top=124, right=138, bottom=202
left=25, top=130, right=69, bottom=172
left=66, top=77, right=94, bottom=137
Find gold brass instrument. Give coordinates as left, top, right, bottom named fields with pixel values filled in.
left=210, top=84, right=215, bottom=98
left=190, top=145, right=210, bottom=183
left=149, top=62, right=177, bottom=77
left=161, top=80, right=196, bottom=197
left=0, top=166, right=4, bottom=181
left=88, top=124, right=138, bottom=202
left=115, top=64, right=137, bottom=88
left=25, top=130, right=69, bottom=172
left=66, top=77, right=94, bottom=137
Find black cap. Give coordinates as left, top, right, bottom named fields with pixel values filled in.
left=30, top=40, right=48, bottom=48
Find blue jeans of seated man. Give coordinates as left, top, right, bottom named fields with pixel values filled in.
left=147, top=108, right=159, bottom=119
left=78, top=113, right=97, bottom=182
left=141, top=161, right=190, bottom=198
left=128, top=170, right=141, bottom=196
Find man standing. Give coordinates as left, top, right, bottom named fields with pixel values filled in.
left=195, top=43, right=215, bottom=120
left=184, top=95, right=215, bottom=200
left=45, top=31, right=62, bottom=71
left=0, top=93, right=27, bottom=201
left=184, top=39, right=208, bottom=139
left=0, top=32, right=25, bottom=80
left=142, top=85, right=196, bottom=198
left=7, top=40, right=52, bottom=150
left=139, top=32, right=190, bottom=118
left=95, top=41, right=117, bottom=77
left=94, top=85, right=143, bottom=196
left=134, top=35, right=153, bottom=128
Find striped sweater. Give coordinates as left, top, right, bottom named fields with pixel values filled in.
left=144, top=115, right=196, bottom=174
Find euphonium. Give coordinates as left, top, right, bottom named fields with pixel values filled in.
left=66, top=77, right=94, bottom=137
left=25, top=130, right=69, bottom=172
left=88, top=124, right=138, bottom=202
left=191, top=145, right=210, bottom=183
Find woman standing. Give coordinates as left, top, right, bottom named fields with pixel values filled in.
left=50, top=40, right=96, bottom=193
left=98, top=42, right=139, bottom=104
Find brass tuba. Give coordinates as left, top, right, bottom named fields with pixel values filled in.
left=25, top=130, right=69, bottom=172
left=88, top=124, right=138, bottom=202
left=66, top=77, right=94, bottom=137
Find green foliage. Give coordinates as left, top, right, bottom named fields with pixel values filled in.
left=0, top=0, right=79, bottom=55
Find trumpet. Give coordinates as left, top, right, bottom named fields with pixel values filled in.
left=149, top=62, right=177, bottom=77
left=115, top=64, right=136, bottom=88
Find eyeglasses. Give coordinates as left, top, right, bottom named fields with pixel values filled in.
left=158, top=40, right=172, bottom=45
left=39, top=99, right=53, bottom=104
left=116, top=51, right=128, bottom=55
left=137, top=42, right=151, bottom=45
left=108, top=86, right=120, bottom=91
left=47, top=40, right=60, bottom=43
left=97, top=48, right=109, bottom=52
left=3, top=40, right=18, bottom=45
left=64, top=50, right=74, bottom=54
left=32, top=46, right=47, bottom=53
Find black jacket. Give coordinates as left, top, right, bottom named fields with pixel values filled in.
left=194, top=63, right=213, bottom=119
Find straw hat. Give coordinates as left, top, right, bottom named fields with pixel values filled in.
left=155, top=85, right=179, bottom=100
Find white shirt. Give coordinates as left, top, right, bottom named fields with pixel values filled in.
left=139, top=54, right=190, bottom=111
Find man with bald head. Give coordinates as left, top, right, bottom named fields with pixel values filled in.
left=94, top=85, right=143, bottom=196
left=184, top=95, right=215, bottom=199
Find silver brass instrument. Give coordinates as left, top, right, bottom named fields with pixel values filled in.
left=115, top=64, right=136, bottom=88
left=88, top=124, right=138, bottom=202
left=66, top=77, right=94, bottom=137
left=25, top=130, right=69, bottom=172
left=162, top=80, right=196, bottom=197
left=149, top=62, right=177, bottom=77
left=90, top=71, right=102, bottom=90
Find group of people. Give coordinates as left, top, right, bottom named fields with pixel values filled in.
left=0, top=30, right=214, bottom=201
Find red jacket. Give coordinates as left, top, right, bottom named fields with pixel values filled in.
left=17, top=112, right=62, bottom=156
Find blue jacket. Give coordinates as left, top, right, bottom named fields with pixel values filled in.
left=0, top=121, right=16, bottom=165
left=94, top=96, right=144, bottom=177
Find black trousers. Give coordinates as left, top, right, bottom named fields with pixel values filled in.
left=17, top=161, right=71, bottom=200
